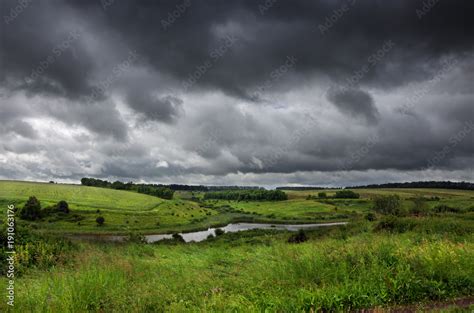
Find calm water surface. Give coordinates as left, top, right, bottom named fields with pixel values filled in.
left=70, top=222, right=347, bottom=243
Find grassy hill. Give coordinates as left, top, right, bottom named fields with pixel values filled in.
left=0, top=180, right=216, bottom=234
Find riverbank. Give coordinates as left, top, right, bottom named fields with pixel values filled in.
left=1, top=219, right=473, bottom=312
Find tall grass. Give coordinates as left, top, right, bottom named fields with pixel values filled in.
left=1, top=228, right=472, bottom=312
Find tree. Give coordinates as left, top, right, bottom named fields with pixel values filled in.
left=214, top=228, right=225, bottom=236
left=57, top=200, right=69, bottom=214
left=96, top=216, right=105, bottom=226
left=373, top=195, right=404, bottom=216
left=318, top=192, right=327, bottom=198
left=20, top=196, right=42, bottom=220
left=334, top=190, right=360, bottom=199
left=111, top=181, right=125, bottom=190
left=288, top=230, right=308, bottom=243
left=411, top=196, right=429, bottom=215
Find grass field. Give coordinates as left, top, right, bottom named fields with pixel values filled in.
left=1, top=219, right=473, bottom=312
left=0, top=180, right=473, bottom=311
left=1, top=180, right=474, bottom=235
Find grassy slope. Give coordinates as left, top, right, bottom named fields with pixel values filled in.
left=0, top=181, right=218, bottom=234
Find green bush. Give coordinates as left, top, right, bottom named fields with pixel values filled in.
left=0, top=225, right=74, bottom=275
left=56, top=200, right=70, bottom=214
left=288, top=230, right=308, bottom=243
left=19, top=196, right=42, bottom=220
left=318, top=192, right=327, bottom=198
left=373, top=195, right=405, bottom=216
left=433, top=205, right=461, bottom=213
left=96, top=216, right=105, bottom=226
left=126, top=232, right=147, bottom=244
left=366, top=212, right=377, bottom=221
left=172, top=233, right=185, bottom=242
left=410, top=196, right=429, bottom=215
left=333, top=190, right=360, bottom=199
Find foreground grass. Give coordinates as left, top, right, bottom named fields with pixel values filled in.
left=1, top=220, right=473, bottom=312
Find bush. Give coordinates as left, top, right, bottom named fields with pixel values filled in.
left=318, top=192, right=327, bottom=198
left=288, top=229, right=308, bottom=243
left=172, top=233, right=185, bottom=242
left=20, top=196, right=42, bottom=220
left=126, top=232, right=147, bottom=244
left=374, top=216, right=416, bottom=233
left=334, top=190, right=360, bottom=199
left=366, top=212, right=377, bottom=222
left=56, top=200, right=69, bottom=214
left=96, top=216, right=105, bottom=226
left=373, top=195, right=404, bottom=216
left=433, top=205, right=461, bottom=213
left=410, top=196, right=429, bottom=215
left=214, top=228, right=225, bottom=236
left=0, top=225, right=75, bottom=275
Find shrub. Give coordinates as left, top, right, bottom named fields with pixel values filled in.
left=0, top=225, right=75, bottom=275
left=318, top=192, right=327, bottom=198
left=126, top=232, right=147, bottom=244
left=375, top=216, right=416, bottom=233
left=373, top=195, right=404, bottom=216
left=172, top=233, right=185, bottom=242
left=288, top=229, right=308, bottom=243
left=56, top=200, right=69, bottom=214
left=20, top=196, right=42, bottom=220
left=411, top=196, right=429, bottom=215
left=214, top=228, right=225, bottom=236
left=334, top=190, right=360, bottom=199
left=366, top=212, right=377, bottom=221
left=96, top=216, right=105, bottom=226
left=433, top=205, right=461, bottom=213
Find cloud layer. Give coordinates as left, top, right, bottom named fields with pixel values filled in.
left=1, top=0, right=473, bottom=186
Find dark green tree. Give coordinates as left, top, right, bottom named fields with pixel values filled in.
left=96, top=216, right=105, bottom=226
left=57, top=200, right=69, bottom=214
left=20, top=196, right=42, bottom=220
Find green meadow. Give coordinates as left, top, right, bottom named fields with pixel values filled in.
left=0, top=180, right=473, bottom=312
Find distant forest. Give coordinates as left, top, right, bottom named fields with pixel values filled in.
left=350, top=181, right=474, bottom=191
left=80, top=177, right=262, bottom=198
left=276, top=186, right=338, bottom=190
left=204, top=189, right=288, bottom=201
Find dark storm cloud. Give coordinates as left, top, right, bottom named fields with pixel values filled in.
left=61, top=0, right=474, bottom=97
left=1, top=1, right=95, bottom=99
left=3, top=0, right=474, bottom=105
left=125, top=91, right=183, bottom=123
left=1, top=0, right=474, bottom=184
left=326, top=88, right=379, bottom=123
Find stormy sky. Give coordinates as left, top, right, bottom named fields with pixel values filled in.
left=0, top=0, right=473, bottom=187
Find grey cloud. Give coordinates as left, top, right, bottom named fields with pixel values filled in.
left=126, top=91, right=184, bottom=123
left=1, top=0, right=474, bottom=185
left=326, top=88, right=379, bottom=123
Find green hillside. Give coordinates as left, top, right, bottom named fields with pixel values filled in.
left=0, top=180, right=216, bottom=234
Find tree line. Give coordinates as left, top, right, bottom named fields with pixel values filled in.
left=81, top=178, right=261, bottom=193
left=80, top=178, right=174, bottom=200
left=350, top=181, right=474, bottom=191
left=276, top=186, right=332, bottom=190
left=203, top=189, right=288, bottom=201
